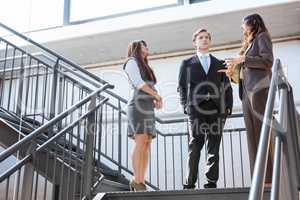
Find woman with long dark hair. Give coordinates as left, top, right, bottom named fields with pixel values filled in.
left=223, top=13, right=274, bottom=185
left=123, top=40, right=162, bottom=191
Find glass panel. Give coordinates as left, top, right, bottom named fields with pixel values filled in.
left=0, top=0, right=64, bottom=33
left=70, top=0, right=178, bottom=22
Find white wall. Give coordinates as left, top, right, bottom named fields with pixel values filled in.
left=88, top=39, right=300, bottom=118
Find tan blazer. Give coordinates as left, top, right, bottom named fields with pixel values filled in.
left=239, top=31, right=274, bottom=100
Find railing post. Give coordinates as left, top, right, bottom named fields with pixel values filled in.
left=118, top=100, right=122, bottom=174
left=83, top=95, right=96, bottom=199
left=270, top=85, right=287, bottom=200
left=248, top=59, right=280, bottom=200
left=20, top=143, right=36, bottom=200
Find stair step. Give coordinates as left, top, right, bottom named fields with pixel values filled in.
left=94, top=179, right=130, bottom=192
left=94, top=188, right=271, bottom=200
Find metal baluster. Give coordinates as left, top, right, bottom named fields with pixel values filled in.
left=126, top=124, right=129, bottom=168
left=229, top=132, right=235, bottom=187
left=164, top=136, right=167, bottom=190
left=62, top=77, right=67, bottom=126
left=118, top=100, right=122, bottom=173
left=73, top=122, right=81, bottom=199
left=33, top=158, right=39, bottom=200
left=180, top=135, right=184, bottom=188
left=66, top=128, right=73, bottom=200
left=156, top=135, right=160, bottom=188
left=51, top=140, right=59, bottom=200
left=15, top=52, right=24, bottom=116
left=70, top=82, right=75, bottom=123
left=221, top=135, right=226, bottom=188
left=149, top=142, right=152, bottom=184
left=13, top=169, right=21, bottom=200
left=7, top=48, right=16, bottom=110
left=5, top=176, right=10, bottom=200
left=41, top=66, right=49, bottom=124
left=80, top=118, right=87, bottom=200
left=112, top=108, right=115, bottom=160
left=65, top=82, right=75, bottom=199
left=93, top=106, right=98, bottom=169
left=59, top=127, right=68, bottom=200
left=97, top=103, right=103, bottom=168
left=78, top=121, right=84, bottom=200
left=23, top=57, right=32, bottom=117
left=239, top=131, right=245, bottom=187
left=33, top=62, right=41, bottom=128
left=49, top=59, right=59, bottom=121
left=43, top=150, right=49, bottom=200
left=105, top=104, right=108, bottom=155
left=83, top=96, right=96, bottom=199
left=0, top=42, right=8, bottom=106
left=29, top=61, right=35, bottom=116
left=172, top=136, right=175, bottom=189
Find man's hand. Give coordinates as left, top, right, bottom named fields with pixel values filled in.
left=183, top=106, right=187, bottom=115
left=226, top=108, right=232, bottom=115
left=218, top=65, right=234, bottom=78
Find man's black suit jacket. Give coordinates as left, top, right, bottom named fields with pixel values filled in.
left=177, top=54, right=233, bottom=115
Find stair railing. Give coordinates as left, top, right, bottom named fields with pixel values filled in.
left=249, top=59, right=300, bottom=200
left=0, top=83, right=113, bottom=200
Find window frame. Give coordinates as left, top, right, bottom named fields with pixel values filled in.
left=65, top=0, right=184, bottom=25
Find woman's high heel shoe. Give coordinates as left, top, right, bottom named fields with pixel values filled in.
left=129, top=180, right=147, bottom=191
left=129, top=180, right=136, bottom=191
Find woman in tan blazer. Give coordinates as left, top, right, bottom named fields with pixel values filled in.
left=224, top=13, right=274, bottom=184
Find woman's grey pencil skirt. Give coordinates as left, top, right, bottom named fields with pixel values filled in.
left=126, top=93, right=156, bottom=139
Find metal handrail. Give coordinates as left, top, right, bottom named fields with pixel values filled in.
left=0, top=22, right=130, bottom=104
left=0, top=22, right=107, bottom=85
left=0, top=97, right=109, bottom=182
left=248, top=59, right=279, bottom=199
left=0, top=83, right=113, bottom=163
left=0, top=37, right=94, bottom=93
left=248, top=59, right=300, bottom=200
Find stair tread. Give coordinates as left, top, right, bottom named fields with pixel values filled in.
left=101, top=187, right=270, bottom=195
left=95, top=187, right=271, bottom=200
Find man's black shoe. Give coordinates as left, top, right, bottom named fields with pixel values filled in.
left=183, top=184, right=195, bottom=189
left=203, top=182, right=217, bottom=188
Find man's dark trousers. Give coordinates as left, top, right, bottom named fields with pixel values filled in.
left=184, top=100, right=225, bottom=188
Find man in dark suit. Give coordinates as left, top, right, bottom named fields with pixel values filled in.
left=177, top=29, right=233, bottom=189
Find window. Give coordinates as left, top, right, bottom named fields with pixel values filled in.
left=0, top=0, right=64, bottom=32
left=70, top=0, right=179, bottom=23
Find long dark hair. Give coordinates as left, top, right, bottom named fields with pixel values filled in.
left=239, top=13, right=270, bottom=55
left=125, top=40, right=157, bottom=83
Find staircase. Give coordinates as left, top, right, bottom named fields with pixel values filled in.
left=0, top=23, right=129, bottom=200
left=0, top=107, right=129, bottom=195
left=0, top=23, right=299, bottom=200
